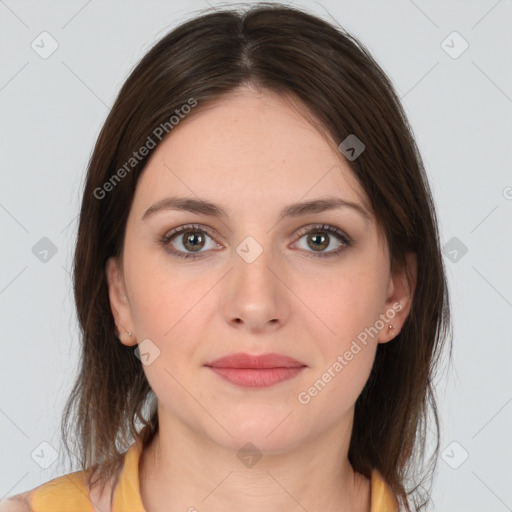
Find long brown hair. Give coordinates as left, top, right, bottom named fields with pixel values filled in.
left=60, top=3, right=452, bottom=510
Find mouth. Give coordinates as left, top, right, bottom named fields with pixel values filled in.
left=204, top=352, right=307, bottom=388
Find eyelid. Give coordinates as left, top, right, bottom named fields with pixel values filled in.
left=160, top=222, right=353, bottom=258
left=162, top=223, right=224, bottom=245
left=293, top=223, right=352, bottom=244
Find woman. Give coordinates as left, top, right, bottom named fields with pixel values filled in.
left=1, top=3, right=451, bottom=511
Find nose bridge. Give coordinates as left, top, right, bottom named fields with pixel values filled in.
left=233, top=232, right=277, bottom=293
left=222, top=232, right=285, bottom=327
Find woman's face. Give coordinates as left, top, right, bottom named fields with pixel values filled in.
left=106, top=86, right=414, bottom=453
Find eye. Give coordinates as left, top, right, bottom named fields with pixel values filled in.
left=293, top=224, right=352, bottom=258
left=160, top=223, right=353, bottom=260
left=160, top=224, right=220, bottom=259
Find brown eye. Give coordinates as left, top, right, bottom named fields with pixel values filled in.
left=294, top=224, right=352, bottom=258
left=180, top=230, right=206, bottom=252
left=306, top=231, right=330, bottom=251
left=161, top=224, right=219, bottom=259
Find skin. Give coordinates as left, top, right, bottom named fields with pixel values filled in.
left=106, top=85, right=416, bottom=512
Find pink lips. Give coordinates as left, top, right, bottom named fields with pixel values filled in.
left=204, top=352, right=307, bottom=388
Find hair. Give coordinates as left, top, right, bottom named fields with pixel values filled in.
left=60, top=3, right=452, bottom=510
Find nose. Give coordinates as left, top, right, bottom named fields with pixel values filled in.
left=221, top=239, right=289, bottom=333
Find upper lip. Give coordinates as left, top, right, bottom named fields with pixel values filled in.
left=205, top=352, right=306, bottom=369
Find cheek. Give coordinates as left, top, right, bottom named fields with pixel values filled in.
left=126, top=250, right=217, bottom=364
left=126, top=245, right=190, bottom=331
left=302, top=262, right=388, bottom=347
left=297, top=330, right=377, bottom=418
left=126, top=263, right=210, bottom=406
left=293, top=258, right=386, bottom=406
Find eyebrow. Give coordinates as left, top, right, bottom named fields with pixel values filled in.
left=141, top=196, right=371, bottom=223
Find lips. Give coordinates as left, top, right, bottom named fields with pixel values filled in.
left=204, top=352, right=307, bottom=388
left=204, top=352, right=306, bottom=369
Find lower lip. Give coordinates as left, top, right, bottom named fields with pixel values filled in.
left=207, top=366, right=306, bottom=387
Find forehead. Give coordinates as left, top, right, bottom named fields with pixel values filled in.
left=133, top=87, right=370, bottom=215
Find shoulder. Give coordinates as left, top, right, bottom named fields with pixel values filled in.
left=0, top=469, right=95, bottom=512
left=0, top=446, right=135, bottom=512
left=0, top=491, right=32, bottom=512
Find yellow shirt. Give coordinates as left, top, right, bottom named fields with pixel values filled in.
left=8, top=442, right=399, bottom=511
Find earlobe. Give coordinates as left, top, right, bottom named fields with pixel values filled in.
left=105, top=257, right=137, bottom=346
left=378, top=252, right=417, bottom=344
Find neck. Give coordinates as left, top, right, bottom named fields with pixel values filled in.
left=138, top=414, right=370, bottom=512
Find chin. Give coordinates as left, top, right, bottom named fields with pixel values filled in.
left=212, top=415, right=304, bottom=454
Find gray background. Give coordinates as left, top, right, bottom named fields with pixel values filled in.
left=1, top=0, right=511, bottom=510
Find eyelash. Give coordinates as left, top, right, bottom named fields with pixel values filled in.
left=159, top=223, right=353, bottom=260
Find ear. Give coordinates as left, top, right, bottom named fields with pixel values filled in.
left=377, top=252, right=417, bottom=344
left=105, top=256, right=137, bottom=346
